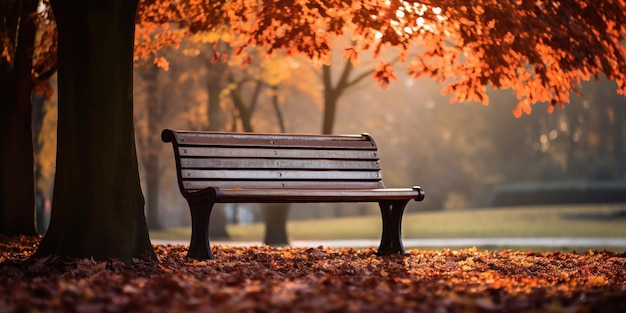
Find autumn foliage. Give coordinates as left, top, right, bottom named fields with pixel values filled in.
left=135, top=0, right=626, bottom=117
left=1, top=236, right=625, bottom=312
left=7, top=1, right=625, bottom=116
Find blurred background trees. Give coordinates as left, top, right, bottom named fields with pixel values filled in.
left=9, top=0, right=625, bottom=240
left=33, top=42, right=625, bottom=233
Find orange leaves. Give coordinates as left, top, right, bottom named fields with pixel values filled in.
left=153, top=57, right=169, bottom=71
left=502, top=32, right=516, bottom=45
left=132, top=0, right=626, bottom=117
left=443, top=79, right=489, bottom=106
left=513, top=99, right=532, bottom=118
left=134, top=23, right=185, bottom=63
left=372, top=61, right=397, bottom=88
left=342, top=47, right=360, bottom=67
left=386, top=0, right=625, bottom=116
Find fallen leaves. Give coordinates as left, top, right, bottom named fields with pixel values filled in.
left=1, top=236, right=625, bottom=312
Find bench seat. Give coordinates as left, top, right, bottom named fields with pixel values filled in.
left=187, top=187, right=424, bottom=202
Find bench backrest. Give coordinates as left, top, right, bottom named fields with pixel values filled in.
left=162, top=129, right=386, bottom=195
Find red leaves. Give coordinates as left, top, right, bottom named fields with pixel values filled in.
left=2, top=236, right=626, bottom=312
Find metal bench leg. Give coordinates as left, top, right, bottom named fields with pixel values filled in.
left=187, top=200, right=215, bottom=260
left=377, top=200, right=409, bottom=256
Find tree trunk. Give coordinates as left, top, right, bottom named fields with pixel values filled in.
left=32, top=92, right=49, bottom=234
left=145, top=154, right=161, bottom=230
left=321, top=65, right=339, bottom=135
left=230, top=84, right=254, bottom=132
left=263, top=203, right=290, bottom=246
left=271, top=85, right=286, bottom=133
left=321, top=60, right=364, bottom=135
left=264, top=85, right=290, bottom=246
left=138, top=63, right=162, bottom=230
left=615, top=99, right=625, bottom=180
left=206, top=88, right=230, bottom=237
left=208, top=81, right=224, bottom=131
left=203, top=43, right=227, bottom=131
left=34, top=0, right=155, bottom=261
left=0, top=0, right=38, bottom=236
left=205, top=64, right=229, bottom=239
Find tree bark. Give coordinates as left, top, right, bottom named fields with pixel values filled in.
left=203, top=43, right=228, bottom=131
left=0, top=0, right=39, bottom=236
left=207, top=77, right=224, bottom=131
left=320, top=58, right=374, bottom=135
left=263, top=203, right=289, bottom=246
left=321, top=65, right=339, bottom=135
left=264, top=85, right=290, bottom=246
left=230, top=82, right=254, bottom=132
left=137, top=63, right=163, bottom=230
left=205, top=59, right=230, bottom=239
left=145, top=154, right=161, bottom=230
left=32, top=93, right=49, bottom=234
left=34, top=0, right=156, bottom=261
left=615, top=98, right=625, bottom=180
left=271, top=85, right=286, bottom=133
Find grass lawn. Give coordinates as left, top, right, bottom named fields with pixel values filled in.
left=151, top=204, right=626, bottom=245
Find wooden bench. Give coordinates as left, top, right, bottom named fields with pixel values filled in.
left=161, top=129, right=425, bottom=260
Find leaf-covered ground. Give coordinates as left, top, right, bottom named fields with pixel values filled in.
left=1, top=236, right=625, bottom=313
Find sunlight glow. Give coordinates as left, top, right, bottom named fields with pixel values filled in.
left=393, top=1, right=443, bottom=35
left=549, top=130, right=558, bottom=140
left=416, top=3, right=428, bottom=15
left=417, top=17, right=425, bottom=27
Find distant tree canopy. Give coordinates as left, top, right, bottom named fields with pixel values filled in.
left=136, top=0, right=626, bottom=117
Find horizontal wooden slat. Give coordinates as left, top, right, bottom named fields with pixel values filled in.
left=170, top=131, right=376, bottom=149
left=178, top=147, right=379, bottom=159
left=182, top=169, right=381, bottom=180
left=162, top=129, right=418, bottom=196
left=179, top=158, right=381, bottom=170
left=182, top=180, right=385, bottom=190
left=178, top=138, right=376, bottom=149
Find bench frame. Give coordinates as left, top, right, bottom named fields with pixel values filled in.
left=162, top=129, right=425, bottom=260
